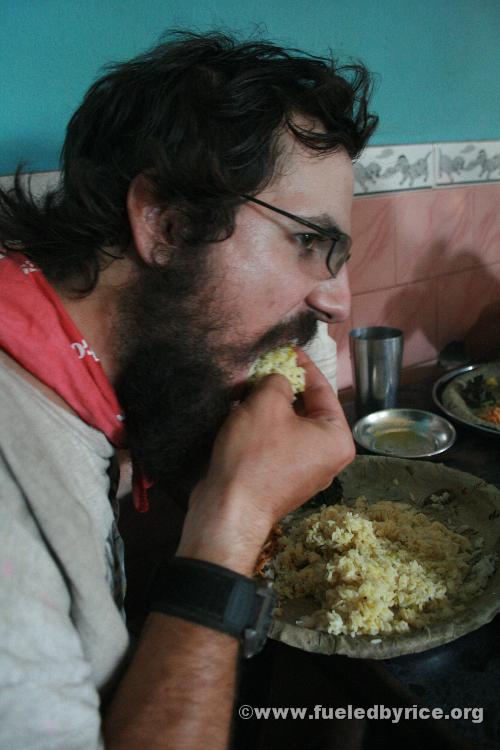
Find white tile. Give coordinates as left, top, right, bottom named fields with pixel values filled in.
left=354, top=144, right=434, bottom=195
left=0, top=170, right=60, bottom=196
left=434, top=141, right=500, bottom=186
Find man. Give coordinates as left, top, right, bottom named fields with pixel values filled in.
left=0, top=31, right=377, bottom=748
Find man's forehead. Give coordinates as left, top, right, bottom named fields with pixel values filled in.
left=265, top=139, right=354, bottom=228
left=272, top=128, right=352, bottom=184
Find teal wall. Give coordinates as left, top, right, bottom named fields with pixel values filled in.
left=1, top=0, right=499, bottom=175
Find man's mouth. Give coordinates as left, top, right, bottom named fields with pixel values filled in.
left=223, top=312, right=319, bottom=396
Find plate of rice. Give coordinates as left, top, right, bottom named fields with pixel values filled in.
left=263, top=456, right=500, bottom=659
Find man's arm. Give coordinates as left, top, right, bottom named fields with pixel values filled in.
left=103, top=351, right=355, bottom=749
left=103, top=616, right=238, bottom=750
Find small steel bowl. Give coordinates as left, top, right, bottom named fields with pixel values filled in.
left=352, top=408, right=456, bottom=459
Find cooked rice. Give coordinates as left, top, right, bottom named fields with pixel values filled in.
left=248, top=345, right=305, bottom=394
left=270, top=498, right=496, bottom=637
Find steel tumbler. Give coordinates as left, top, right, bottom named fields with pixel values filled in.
left=349, top=327, right=404, bottom=417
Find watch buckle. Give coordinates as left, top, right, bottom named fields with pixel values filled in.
left=242, top=584, right=276, bottom=659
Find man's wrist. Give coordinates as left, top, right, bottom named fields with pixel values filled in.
left=148, top=557, right=276, bottom=657
left=175, top=539, right=260, bottom=577
left=178, top=487, right=273, bottom=576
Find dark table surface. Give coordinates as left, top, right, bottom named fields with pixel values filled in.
left=343, top=376, right=500, bottom=750
left=235, top=375, right=499, bottom=750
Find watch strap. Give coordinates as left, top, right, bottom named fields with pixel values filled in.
left=148, top=557, right=263, bottom=639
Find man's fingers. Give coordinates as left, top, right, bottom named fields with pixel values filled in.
left=295, top=347, right=346, bottom=422
left=242, top=348, right=347, bottom=428
left=244, top=371, right=296, bottom=407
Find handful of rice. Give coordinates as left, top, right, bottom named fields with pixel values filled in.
left=269, top=498, right=496, bottom=637
left=248, top=345, right=305, bottom=394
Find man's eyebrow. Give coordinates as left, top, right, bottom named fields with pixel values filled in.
left=298, top=213, right=349, bottom=238
left=243, top=195, right=350, bottom=240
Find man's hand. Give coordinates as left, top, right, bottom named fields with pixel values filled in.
left=177, top=348, right=355, bottom=575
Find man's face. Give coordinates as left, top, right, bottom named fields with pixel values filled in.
left=116, top=140, right=353, bottom=499
left=204, top=140, right=353, bottom=386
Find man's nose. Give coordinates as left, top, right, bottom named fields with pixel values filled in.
left=305, top=264, right=351, bottom=324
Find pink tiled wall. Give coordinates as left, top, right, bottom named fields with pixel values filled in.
left=329, top=183, right=500, bottom=390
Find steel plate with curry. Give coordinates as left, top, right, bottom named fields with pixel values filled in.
left=441, top=363, right=500, bottom=432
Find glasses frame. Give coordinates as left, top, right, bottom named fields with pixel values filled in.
left=240, top=194, right=351, bottom=278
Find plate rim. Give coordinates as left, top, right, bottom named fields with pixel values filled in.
left=352, top=407, right=456, bottom=458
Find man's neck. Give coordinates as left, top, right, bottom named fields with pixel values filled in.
left=56, top=254, right=137, bottom=385
left=0, top=253, right=134, bottom=415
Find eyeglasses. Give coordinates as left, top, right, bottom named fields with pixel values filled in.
left=240, top=194, right=352, bottom=278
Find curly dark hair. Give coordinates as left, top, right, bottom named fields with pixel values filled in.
left=0, top=30, right=378, bottom=292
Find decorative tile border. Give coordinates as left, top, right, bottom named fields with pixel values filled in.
left=354, top=140, right=500, bottom=195
left=354, top=143, right=433, bottom=194
left=434, top=141, right=500, bottom=186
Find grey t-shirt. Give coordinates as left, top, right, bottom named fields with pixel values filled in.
left=0, top=363, right=130, bottom=748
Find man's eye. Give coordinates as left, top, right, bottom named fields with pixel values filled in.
left=296, top=233, right=321, bottom=252
left=296, top=233, right=332, bottom=257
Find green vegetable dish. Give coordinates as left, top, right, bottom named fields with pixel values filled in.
left=441, top=365, right=500, bottom=432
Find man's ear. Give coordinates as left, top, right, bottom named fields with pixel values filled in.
left=127, top=173, right=173, bottom=265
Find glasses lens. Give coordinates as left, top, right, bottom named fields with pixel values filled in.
left=327, top=236, right=351, bottom=277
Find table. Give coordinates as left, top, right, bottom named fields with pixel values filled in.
left=234, top=376, right=499, bottom=750
left=345, top=376, right=500, bottom=750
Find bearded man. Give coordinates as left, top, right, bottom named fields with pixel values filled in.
left=0, top=31, right=377, bottom=749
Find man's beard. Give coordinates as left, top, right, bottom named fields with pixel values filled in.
left=114, top=251, right=317, bottom=502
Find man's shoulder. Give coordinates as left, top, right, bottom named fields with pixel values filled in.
left=0, top=359, right=116, bottom=539
left=0, top=359, right=129, bottom=695
left=0, top=358, right=112, bottom=453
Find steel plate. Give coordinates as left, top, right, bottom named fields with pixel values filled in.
left=352, top=408, right=456, bottom=458
left=432, top=364, right=500, bottom=437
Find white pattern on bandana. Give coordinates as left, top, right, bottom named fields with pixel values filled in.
left=70, top=339, right=100, bottom=362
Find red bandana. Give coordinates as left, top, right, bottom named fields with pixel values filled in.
left=0, top=252, right=151, bottom=511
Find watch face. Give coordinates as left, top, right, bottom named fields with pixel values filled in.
left=242, top=586, right=277, bottom=658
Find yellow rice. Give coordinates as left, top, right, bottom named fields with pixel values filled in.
left=248, top=345, right=305, bottom=394
left=272, top=498, right=496, bottom=637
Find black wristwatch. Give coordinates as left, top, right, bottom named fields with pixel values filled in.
left=148, top=557, right=276, bottom=658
